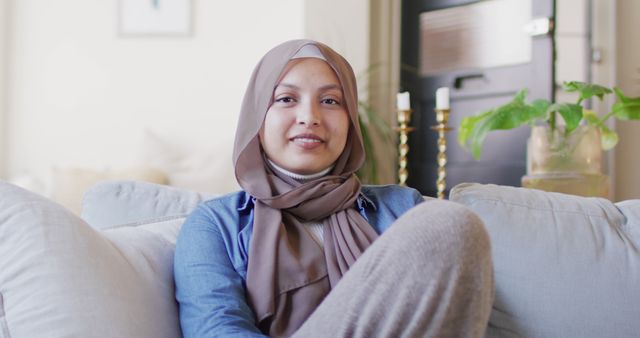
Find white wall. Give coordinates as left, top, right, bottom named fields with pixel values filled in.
left=4, top=0, right=373, bottom=192
left=304, top=0, right=369, bottom=87
left=590, top=0, right=617, bottom=197
left=615, top=0, right=640, bottom=200
left=555, top=0, right=590, bottom=101
left=5, top=0, right=306, bottom=187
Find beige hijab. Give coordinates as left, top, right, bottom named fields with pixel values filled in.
left=233, top=39, right=378, bottom=337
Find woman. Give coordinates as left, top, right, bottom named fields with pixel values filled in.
left=174, top=39, right=494, bottom=338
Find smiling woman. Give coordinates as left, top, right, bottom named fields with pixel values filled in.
left=173, top=39, right=494, bottom=338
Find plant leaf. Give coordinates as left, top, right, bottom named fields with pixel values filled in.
left=458, top=110, right=491, bottom=147
left=465, top=89, right=544, bottom=159
left=612, top=88, right=640, bottom=120
left=360, top=102, right=393, bottom=143
left=546, top=103, right=583, bottom=132
left=583, top=109, right=599, bottom=124
left=599, top=123, right=619, bottom=150
left=357, top=115, right=376, bottom=183
left=531, top=99, right=551, bottom=122
left=563, top=81, right=612, bottom=101
left=583, top=109, right=618, bottom=150
left=613, top=87, right=629, bottom=103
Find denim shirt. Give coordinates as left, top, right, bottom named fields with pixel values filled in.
left=174, top=184, right=423, bottom=338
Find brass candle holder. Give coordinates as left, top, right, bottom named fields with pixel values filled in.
left=431, top=108, right=452, bottom=199
left=395, top=109, right=415, bottom=186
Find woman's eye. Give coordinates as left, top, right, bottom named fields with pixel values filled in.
left=322, top=98, right=340, bottom=105
left=276, top=96, right=295, bottom=103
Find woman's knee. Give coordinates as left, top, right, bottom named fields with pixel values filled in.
left=390, top=200, right=491, bottom=259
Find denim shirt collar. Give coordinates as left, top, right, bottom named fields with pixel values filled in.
left=237, top=194, right=255, bottom=213
left=356, top=193, right=376, bottom=211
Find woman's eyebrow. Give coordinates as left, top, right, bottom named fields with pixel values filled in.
left=319, top=84, right=342, bottom=92
left=275, top=83, right=343, bottom=92
left=276, top=83, right=299, bottom=90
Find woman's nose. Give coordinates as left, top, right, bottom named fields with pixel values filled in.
left=296, top=101, right=321, bottom=126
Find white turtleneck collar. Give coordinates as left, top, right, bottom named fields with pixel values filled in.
left=268, top=159, right=334, bottom=181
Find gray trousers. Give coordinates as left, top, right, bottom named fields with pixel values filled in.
left=293, top=200, right=494, bottom=338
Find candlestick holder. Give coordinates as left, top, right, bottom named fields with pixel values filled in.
left=430, top=108, right=453, bottom=199
left=394, top=109, right=415, bottom=186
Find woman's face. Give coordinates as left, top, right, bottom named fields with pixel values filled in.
left=259, top=58, right=350, bottom=175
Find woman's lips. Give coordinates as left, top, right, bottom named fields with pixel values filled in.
left=290, top=134, right=324, bottom=150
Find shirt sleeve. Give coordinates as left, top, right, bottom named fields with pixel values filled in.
left=174, top=204, right=267, bottom=338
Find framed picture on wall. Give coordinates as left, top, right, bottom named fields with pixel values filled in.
left=119, top=0, right=192, bottom=36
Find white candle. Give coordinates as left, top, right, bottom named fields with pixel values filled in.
left=436, top=87, right=450, bottom=110
left=397, top=91, right=411, bottom=110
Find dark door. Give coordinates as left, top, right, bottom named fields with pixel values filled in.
left=401, top=0, right=555, bottom=197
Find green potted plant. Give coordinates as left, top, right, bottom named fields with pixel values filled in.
left=458, top=81, right=640, bottom=196
left=357, top=100, right=393, bottom=184
left=355, top=66, right=395, bottom=184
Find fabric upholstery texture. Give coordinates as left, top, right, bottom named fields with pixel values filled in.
left=450, top=183, right=640, bottom=338
left=81, top=180, right=216, bottom=230
left=3, top=178, right=640, bottom=338
left=0, top=181, right=183, bottom=338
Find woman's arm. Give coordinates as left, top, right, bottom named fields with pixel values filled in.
left=174, top=205, right=266, bottom=338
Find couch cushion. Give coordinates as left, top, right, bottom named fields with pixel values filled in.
left=81, top=180, right=217, bottom=230
left=0, top=181, right=183, bottom=338
left=450, top=183, right=640, bottom=338
left=51, top=167, right=169, bottom=216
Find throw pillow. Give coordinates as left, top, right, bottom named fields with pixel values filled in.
left=0, top=181, right=182, bottom=338
left=81, top=180, right=217, bottom=230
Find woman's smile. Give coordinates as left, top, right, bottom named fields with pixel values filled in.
left=290, top=133, right=325, bottom=149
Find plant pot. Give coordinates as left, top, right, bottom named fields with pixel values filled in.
left=521, top=125, right=609, bottom=198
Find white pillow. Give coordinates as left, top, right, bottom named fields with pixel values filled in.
left=0, top=181, right=183, bottom=338
left=139, top=129, right=239, bottom=194
left=81, top=180, right=217, bottom=230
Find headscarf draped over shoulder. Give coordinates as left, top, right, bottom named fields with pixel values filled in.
left=233, top=39, right=377, bottom=337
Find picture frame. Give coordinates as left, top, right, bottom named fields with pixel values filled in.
left=119, top=0, right=192, bottom=36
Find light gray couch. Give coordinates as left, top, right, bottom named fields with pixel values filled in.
left=0, top=180, right=638, bottom=338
